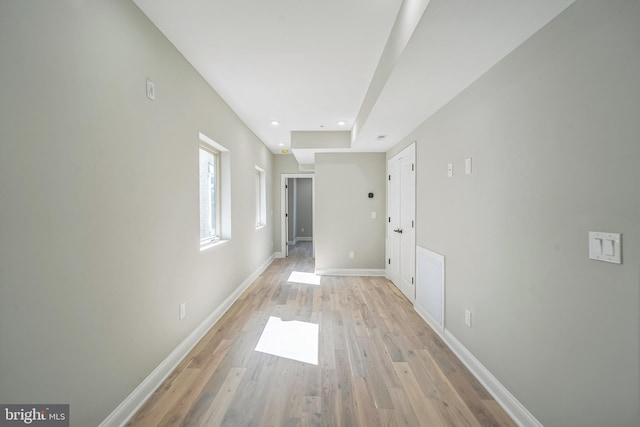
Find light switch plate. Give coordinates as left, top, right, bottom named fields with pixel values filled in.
left=465, top=158, right=472, bottom=175
left=589, top=231, right=622, bottom=264
left=447, top=162, right=453, bottom=178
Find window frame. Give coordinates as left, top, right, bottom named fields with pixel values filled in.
left=255, top=165, right=266, bottom=229
left=199, top=144, right=221, bottom=246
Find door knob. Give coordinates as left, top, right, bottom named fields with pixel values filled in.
left=393, top=228, right=403, bottom=234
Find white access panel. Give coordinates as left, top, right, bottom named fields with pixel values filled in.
left=588, top=231, right=622, bottom=264
left=415, top=246, right=445, bottom=335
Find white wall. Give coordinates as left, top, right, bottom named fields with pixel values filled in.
left=389, top=1, right=639, bottom=425
left=314, top=153, right=386, bottom=271
left=0, top=1, right=273, bottom=426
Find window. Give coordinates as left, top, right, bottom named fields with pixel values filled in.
left=255, top=165, right=266, bottom=228
left=199, top=132, right=230, bottom=249
left=199, top=145, right=220, bottom=244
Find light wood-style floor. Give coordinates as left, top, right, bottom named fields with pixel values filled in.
left=127, top=242, right=515, bottom=426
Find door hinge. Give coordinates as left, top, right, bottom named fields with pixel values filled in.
left=388, top=174, right=391, bottom=181
left=388, top=217, right=391, bottom=223
left=411, top=277, right=414, bottom=284
left=388, top=258, right=391, bottom=265
left=285, top=213, right=288, bottom=217
left=285, top=184, right=288, bottom=189
left=412, top=163, right=414, bottom=171
left=412, top=220, right=414, bottom=228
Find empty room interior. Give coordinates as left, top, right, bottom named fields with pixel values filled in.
left=1, top=1, right=639, bottom=426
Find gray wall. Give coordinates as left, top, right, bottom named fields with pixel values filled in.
left=0, top=1, right=273, bottom=426
left=389, top=1, right=639, bottom=425
left=315, top=153, right=386, bottom=271
left=295, top=178, right=313, bottom=239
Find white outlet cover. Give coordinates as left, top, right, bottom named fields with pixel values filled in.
left=465, top=158, right=472, bottom=175
left=146, top=79, right=155, bottom=100
left=447, top=162, right=453, bottom=178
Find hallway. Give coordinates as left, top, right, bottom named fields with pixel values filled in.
left=127, top=242, right=514, bottom=426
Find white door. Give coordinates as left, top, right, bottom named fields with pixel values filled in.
left=387, top=144, right=416, bottom=301
left=387, top=158, right=401, bottom=286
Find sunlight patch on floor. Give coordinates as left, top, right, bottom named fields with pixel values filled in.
left=287, top=271, right=321, bottom=286
left=254, top=316, right=319, bottom=365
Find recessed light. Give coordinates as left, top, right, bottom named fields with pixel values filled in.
left=278, top=143, right=284, bottom=146
left=281, top=149, right=289, bottom=154
left=271, top=120, right=280, bottom=126
left=376, top=135, right=387, bottom=140
left=337, top=121, right=346, bottom=126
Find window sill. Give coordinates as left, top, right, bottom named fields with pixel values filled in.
left=200, top=239, right=229, bottom=251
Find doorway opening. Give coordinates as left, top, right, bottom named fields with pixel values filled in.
left=281, top=174, right=315, bottom=258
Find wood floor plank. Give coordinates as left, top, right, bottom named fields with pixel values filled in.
left=127, top=242, right=515, bottom=427
left=352, top=376, right=381, bottom=427
left=387, top=387, right=421, bottom=427
left=482, top=400, right=519, bottom=427
left=393, top=361, right=448, bottom=426
left=200, top=367, right=246, bottom=426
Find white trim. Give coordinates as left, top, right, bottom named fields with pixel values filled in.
left=274, top=251, right=284, bottom=258
left=443, top=330, right=543, bottom=427
left=315, top=268, right=386, bottom=277
left=288, top=238, right=298, bottom=246
left=99, top=253, right=276, bottom=427
left=296, top=237, right=312, bottom=242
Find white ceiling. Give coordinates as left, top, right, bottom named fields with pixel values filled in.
left=132, top=0, right=575, bottom=164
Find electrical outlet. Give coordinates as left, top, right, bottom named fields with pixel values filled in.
left=146, top=79, right=155, bottom=100
left=464, top=309, right=471, bottom=328
left=179, top=303, right=186, bottom=320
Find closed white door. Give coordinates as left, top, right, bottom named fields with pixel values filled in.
left=387, top=159, right=401, bottom=286
left=387, top=144, right=416, bottom=301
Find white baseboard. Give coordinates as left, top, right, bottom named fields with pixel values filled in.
left=297, top=237, right=312, bottom=242
left=288, top=239, right=297, bottom=245
left=274, top=251, right=284, bottom=258
left=99, top=253, right=276, bottom=427
left=315, top=268, right=386, bottom=277
left=443, top=330, right=542, bottom=427
left=414, top=303, right=444, bottom=340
